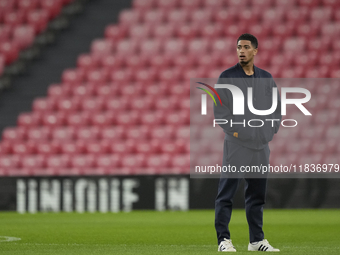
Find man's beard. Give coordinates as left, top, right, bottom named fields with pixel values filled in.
left=239, top=59, right=250, bottom=65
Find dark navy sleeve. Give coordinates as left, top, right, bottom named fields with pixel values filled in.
left=213, top=71, right=238, bottom=135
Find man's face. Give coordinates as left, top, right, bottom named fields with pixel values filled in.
left=237, top=40, right=258, bottom=65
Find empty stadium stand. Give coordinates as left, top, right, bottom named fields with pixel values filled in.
left=0, top=0, right=339, bottom=176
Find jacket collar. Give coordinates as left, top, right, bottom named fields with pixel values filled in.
left=237, top=62, right=257, bottom=77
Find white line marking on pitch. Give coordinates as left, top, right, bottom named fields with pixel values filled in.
left=0, top=236, right=21, bottom=242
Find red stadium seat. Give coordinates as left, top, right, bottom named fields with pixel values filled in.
left=80, top=97, right=104, bottom=112
left=56, top=97, right=80, bottom=112
left=175, top=126, right=190, bottom=139
left=60, top=141, right=86, bottom=155
left=0, top=0, right=15, bottom=15
left=71, top=84, right=95, bottom=98
left=77, top=54, right=100, bottom=71
left=12, top=25, right=35, bottom=50
left=2, top=127, right=26, bottom=141
left=17, top=112, right=41, bottom=127
left=71, top=154, right=95, bottom=168
left=85, top=140, right=110, bottom=154
left=95, top=154, right=121, bottom=169
left=125, top=126, right=150, bottom=140
left=47, top=84, right=71, bottom=98
left=151, top=24, right=175, bottom=40
left=32, top=97, right=57, bottom=112
left=130, top=96, right=154, bottom=111
left=150, top=126, right=175, bottom=140
left=75, top=126, right=100, bottom=141
left=202, top=0, right=225, bottom=8
left=166, top=9, right=189, bottom=24
left=119, top=9, right=142, bottom=26
left=200, top=23, right=223, bottom=39
left=0, top=155, right=20, bottom=171
left=0, top=41, right=19, bottom=64
left=26, top=127, right=51, bottom=141
left=116, top=111, right=140, bottom=126
left=143, top=9, right=166, bottom=25
left=311, top=140, right=337, bottom=155
left=90, top=39, right=114, bottom=61
left=128, top=24, right=152, bottom=40
left=179, top=0, right=203, bottom=9
left=100, top=126, right=125, bottom=141
left=132, top=0, right=155, bottom=10
left=18, top=0, right=39, bottom=11
left=189, top=9, right=213, bottom=26
left=310, top=7, right=332, bottom=23
left=36, top=141, right=61, bottom=155
left=104, top=24, right=127, bottom=42
left=139, top=110, right=165, bottom=126
left=61, top=68, right=84, bottom=85
left=21, top=155, right=45, bottom=169
left=0, top=140, right=13, bottom=155
left=51, top=126, right=76, bottom=141
left=298, top=0, right=321, bottom=7
left=11, top=141, right=36, bottom=155
left=322, top=0, right=339, bottom=8
left=110, top=68, right=133, bottom=82
left=46, top=154, right=71, bottom=169
left=41, top=112, right=66, bottom=127
left=154, top=96, right=179, bottom=111
left=40, top=0, right=63, bottom=19
left=171, top=154, right=190, bottom=172
left=65, top=112, right=91, bottom=127
left=146, top=154, right=171, bottom=168
left=4, top=10, right=25, bottom=28
left=321, top=22, right=340, bottom=38
left=110, top=140, right=135, bottom=154
left=90, top=112, right=115, bottom=127
left=0, top=25, right=11, bottom=43
left=156, top=0, right=179, bottom=9
left=121, top=154, right=146, bottom=168
left=26, top=9, right=49, bottom=34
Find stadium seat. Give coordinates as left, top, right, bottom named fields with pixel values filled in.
left=46, top=154, right=71, bottom=169
left=132, top=0, right=155, bottom=10
left=2, top=127, right=26, bottom=141
left=36, top=141, right=61, bottom=155
left=26, top=9, right=49, bottom=34
left=71, top=154, right=95, bottom=168
left=51, top=126, right=76, bottom=141
left=100, top=126, right=125, bottom=141
left=60, top=141, right=86, bottom=155
left=75, top=126, right=100, bottom=141
left=40, top=0, right=63, bottom=19
left=65, top=112, right=91, bottom=127
left=12, top=25, right=35, bottom=50
left=0, top=41, right=19, bottom=64
left=104, top=24, right=127, bottom=42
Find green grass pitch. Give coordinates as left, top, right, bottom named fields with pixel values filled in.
left=0, top=210, right=339, bottom=254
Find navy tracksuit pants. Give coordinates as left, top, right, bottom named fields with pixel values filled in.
left=215, top=140, right=270, bottom=244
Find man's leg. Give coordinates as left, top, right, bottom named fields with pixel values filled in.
left=215, top=177, right=241, bottom=244
left=215, top=140, right=251, bottom=244
left=244, top=177, right=267, bottom=242
left=244, top=145, right=270, bottom=243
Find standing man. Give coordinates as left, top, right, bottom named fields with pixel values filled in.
left=214, top=34, right=281, bottom=252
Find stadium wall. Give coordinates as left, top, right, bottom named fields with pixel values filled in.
left=0, top=176, right=339, bottom=213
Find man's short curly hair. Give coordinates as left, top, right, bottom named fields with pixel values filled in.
left=237, top=33, right=258, bottom=49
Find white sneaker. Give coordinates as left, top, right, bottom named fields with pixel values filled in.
left=248, top=239, right=280, bottom=252
left=218, top=238, right=236, bottom=252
